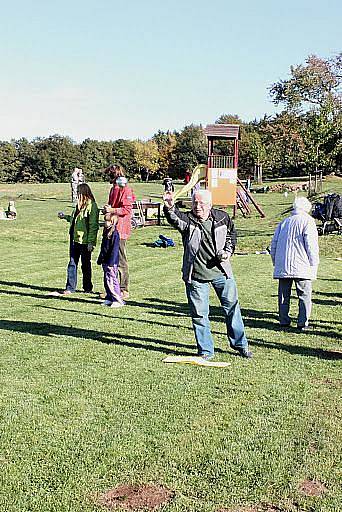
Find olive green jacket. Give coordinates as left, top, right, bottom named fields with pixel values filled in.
left=64, top=200, right=99, bottom=245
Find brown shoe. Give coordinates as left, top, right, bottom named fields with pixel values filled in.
left=98, top=291, right=106, bottom=299
left=49, top=290, right=72, bottom=297
left=121, top=291, right=130, bottom=300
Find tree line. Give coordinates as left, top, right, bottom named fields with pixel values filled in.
left=0, top=54, right=341, bottom=183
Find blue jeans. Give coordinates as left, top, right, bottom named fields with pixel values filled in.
left=66, top=241, right=93, bottom=292
left=185, top=275, right=248, bottom=357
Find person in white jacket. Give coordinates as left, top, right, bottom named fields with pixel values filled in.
left=71, top=168, right=84, bottom=204
left=270, top=196, right=319, bottom=330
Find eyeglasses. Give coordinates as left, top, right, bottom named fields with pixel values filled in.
left=193, top=201, right=210, bottom=207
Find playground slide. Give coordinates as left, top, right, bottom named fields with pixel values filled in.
left=168, top=164, right=265, bottom=218
left=173, top=164, right=207, bottom=201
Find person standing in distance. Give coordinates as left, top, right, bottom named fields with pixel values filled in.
left=270, top=196, right=319, bottom=330
left=163, top=189, right=252, bottom=360
left=71, top=167, right=84, bottom=204
left=103, top=164, right=135, bottom=300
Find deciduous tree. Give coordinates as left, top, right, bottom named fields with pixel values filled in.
left=132, top=139, right=159, bottom=180
left=174, top=124, right=207, bottom=177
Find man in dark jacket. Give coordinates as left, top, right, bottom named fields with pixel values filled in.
left=163, top=189, right=252, bottom=360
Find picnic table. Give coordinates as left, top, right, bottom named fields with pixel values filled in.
left=132, top=200, right=161, bottom=226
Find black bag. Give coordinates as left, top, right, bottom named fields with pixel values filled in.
left=324, top=194, right=342, bottom=220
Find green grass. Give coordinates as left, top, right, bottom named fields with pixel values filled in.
left=0, top=180, right=341, bottom=512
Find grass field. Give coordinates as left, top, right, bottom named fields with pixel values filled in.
left=0, top=179, right=341, bottom=512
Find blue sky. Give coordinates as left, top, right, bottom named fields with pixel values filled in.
left=0, top=0, right=340, bottom=142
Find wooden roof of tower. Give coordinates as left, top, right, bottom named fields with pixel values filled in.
left=204, top=124, right=240, bottom=140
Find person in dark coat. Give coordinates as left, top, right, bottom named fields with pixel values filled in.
left=97, top=214, right=124, bottom=308
left=163, top=176, right=174, bottom=193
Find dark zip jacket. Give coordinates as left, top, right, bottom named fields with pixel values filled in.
left=97, top=228, right=120, bottom=266
left=164, top=204, right=236, bottom=283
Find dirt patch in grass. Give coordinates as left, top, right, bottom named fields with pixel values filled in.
left=317, top=378, right=342, bottom=388
left=299, top=479, right=327, bottom=496
left=308, top=441, right=319, bottom=453
left=97, top=484, right=174, bottom=510
left=218, top=505, right=283, bottom=512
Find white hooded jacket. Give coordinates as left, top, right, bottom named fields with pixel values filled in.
left=270, top=209, right=319, bottom=280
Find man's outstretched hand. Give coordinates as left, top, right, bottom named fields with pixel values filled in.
left=163, top=192, right=175, bottom=209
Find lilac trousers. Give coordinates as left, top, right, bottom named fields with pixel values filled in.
left=102, top=264, right=121, bottom=303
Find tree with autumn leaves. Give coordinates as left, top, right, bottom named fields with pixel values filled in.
left=268, top=53, right=342, bottom=174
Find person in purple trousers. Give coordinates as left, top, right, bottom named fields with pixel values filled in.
left=97, top=214, right=125, bottom=308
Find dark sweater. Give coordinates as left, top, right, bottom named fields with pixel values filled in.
left=97, top=228, right=120, bottom=266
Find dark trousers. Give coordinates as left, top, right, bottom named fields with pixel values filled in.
left=66, top=241, right=93, bottom=292
left=118, top=239, right=129, bottom=293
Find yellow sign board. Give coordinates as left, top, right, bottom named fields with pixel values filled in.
left=207, top=168, right=237, bottom=206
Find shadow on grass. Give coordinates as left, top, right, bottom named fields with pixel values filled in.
left=144, top=298, right=281, bottom=331
left=38, top=304, right=195, bottom=332
left=251, top=337, right=342, bottom=360
left=312, top=297, right=342, bottom=307
left=313, top=318, right=342, bottom=326
left=0, top=287, right=100, bottom=305
left=0, top=280, right=59, bottom=293
left=314, top=290, right=342, bottom=298
left=0, top=319, right=199, bottom=356
left=318, top=277, right=342, bottom=282
left=140, top=242, right=165, bottom=248
left=143, top=298, right=342, bottom=339
left=2, top=282, right=341, bottom=344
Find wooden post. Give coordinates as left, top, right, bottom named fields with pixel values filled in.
left=237, top=178, right=266, bottom=218
left=237, top=189, right=251, bottom=215
left=157, top=203, right=161, bottom=225
left=257, top=164, right=263, bottom=184
left=236, top=198, right=247, bottom=217
left=309, top=174, right=312, bottom=195
left=234, top=139, right=239, bottom=168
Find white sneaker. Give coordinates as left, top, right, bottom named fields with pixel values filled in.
left=112, top=292, right=125, bottom=305
left=110, top=302, right=124, bottom=308
left=101, top=300, right=112, bottom=306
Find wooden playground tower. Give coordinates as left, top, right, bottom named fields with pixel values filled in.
left=205, top=124, right=239, bottom=207
left=205, top=124, right=265, bottom=217
left=174, top=124, right=265, bottom=217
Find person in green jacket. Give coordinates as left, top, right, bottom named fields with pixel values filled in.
left=58, top=183, right=99, bottom=294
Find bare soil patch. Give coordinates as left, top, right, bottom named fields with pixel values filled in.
left=319, top=378, right=342, bottom=388
left=299, top=479, right=327, bottom=496
left=308, top=441, right=319, bottom=453
left=218, top=505, right=283, bottom=512
left=97, top=484, right=174, bottom=510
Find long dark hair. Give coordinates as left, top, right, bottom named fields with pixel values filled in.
left=77, top=183, right=95, bottom=210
